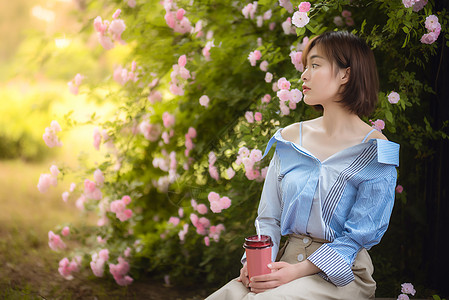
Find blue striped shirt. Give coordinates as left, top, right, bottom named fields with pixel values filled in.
left=255, top=128, right=399, bottom=287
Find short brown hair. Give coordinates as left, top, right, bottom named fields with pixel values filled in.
left=301, top=31, right=379, bottom=117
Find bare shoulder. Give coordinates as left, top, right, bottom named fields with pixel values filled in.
left=368, top=129, right=388, bottom=141
left=280, top=123, right=300, bottom=143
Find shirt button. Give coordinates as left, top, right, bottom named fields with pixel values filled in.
left=297, top=254, right=304, bottom=262
left=303, top=238, right=310, bottom=244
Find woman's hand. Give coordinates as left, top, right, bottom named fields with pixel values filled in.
left=237, top=262, right=250, bottom=288
left=248, top=260, right=321, bottom=293
left=248, top=261, right=300, bottom=293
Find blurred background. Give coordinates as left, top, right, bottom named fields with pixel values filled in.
left=0, top=0, right=173, bottom=298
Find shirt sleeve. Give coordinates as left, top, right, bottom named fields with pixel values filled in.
left=307, top=170, right=397, bottom=286
left=241, top=151, right=283, bottom=264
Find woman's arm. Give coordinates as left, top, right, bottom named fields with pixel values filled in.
left=238, top=149, right=283, bottom=288
left=307, top=171, right=397, bottom=286
left=249, top=167, right=397, bottom=292
left=241, top=150, right=283, bottom=264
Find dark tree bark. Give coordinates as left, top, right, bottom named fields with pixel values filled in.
left=425, top=0, right=449, bottom=296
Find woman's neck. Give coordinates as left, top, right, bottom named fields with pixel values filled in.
left=320, top=102, right=362, bottom=137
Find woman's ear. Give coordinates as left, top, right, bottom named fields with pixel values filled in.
left=340, top=67, right=350, bottom=84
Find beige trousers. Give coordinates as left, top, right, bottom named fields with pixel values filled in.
left=206, top=234, right=376, bottom=300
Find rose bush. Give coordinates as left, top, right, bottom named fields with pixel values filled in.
left=37, top=0, right=448, bottom=295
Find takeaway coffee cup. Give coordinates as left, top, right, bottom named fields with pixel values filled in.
left=243, top=235, right=273, bottom=279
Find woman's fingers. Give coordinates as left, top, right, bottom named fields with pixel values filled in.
left=249, top=279, right=281, bottom=292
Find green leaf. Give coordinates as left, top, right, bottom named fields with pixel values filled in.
left=296, top=27, right=306, bottom=36
left=385, top=110, right=393, bottom=123
left=402, top=26, right=409, bottom=34
left=306, top=24, right=318, bottom=34
left=360, top=19, right=367, bottom=33
left=240, top=124, right=250, bottom=134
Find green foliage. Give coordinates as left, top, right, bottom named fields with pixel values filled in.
left=0, top=87, right=57, bottom=161
left=43, top=0, right=448, bottom=296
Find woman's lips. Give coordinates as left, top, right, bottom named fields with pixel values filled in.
left=302, top=86, right=310, bottom=93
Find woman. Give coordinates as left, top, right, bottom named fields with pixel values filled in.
left=207, top=31, right=399, bottom=299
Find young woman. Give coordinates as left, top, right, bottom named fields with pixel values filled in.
left=207, top=31, right=399, bottom=299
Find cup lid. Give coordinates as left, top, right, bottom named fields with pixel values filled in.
left=243, top=235, right=273, bottom=249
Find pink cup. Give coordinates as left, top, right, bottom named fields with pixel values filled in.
left=244, top=235, right=273, bottom=280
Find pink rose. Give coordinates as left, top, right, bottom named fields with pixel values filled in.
left=93, top=127, right=102, bottom=150
left=388, top=91, right=400, bottom=104
left=178, top=224, right=189, bottom=241
left=187, top=127, right=197, bottom=138
left=176, top=8, right=185, bottom=21
left=61, top=226, right=70, bottom=236
left=94, top=169, right=105, bottom=185
left=178, top=54, right=187, bottom=67
left=260, top=60, right=268, bottom=72
left=421, top=32, right=439, bottom=44
left=199, top=95, right=210, bottom=107
left=196, top=204, right=208, bottom=214
left=226, top=167, right=236, bottom=179
left=279, top=0, right=293, bottom=13
left=97, top=33, right=114, bottom=50
left=59, top=257, right=80, bottom=280
left=334, top=16, right=344, bottom=27
left=209, top=165, right=219, bottom=181
left=165, top=12, right=176, bottom=29
left=245, top=111, right=254, bottom=123
left=345, top=17, right=354, bottom=27
left=93, top=16, right=105, bottom=33
left=112, top=9, right=121, bottom=19
left=248, top=50, right=262, bottom=66
left=265, top=72, right=273, bottom=83
left=371, top=119, right=385, bottom=131
left=162, top=112, right=175, bottom=128
left=401, top=283, right=416, bottom=295
left=263, top=9, right=272, bottom=20
left=397, top=294, right=410, bottom=300
left=48, top=231, right=66, bottom=251
left=292, top=11, right=309, bottom=28
left=62, top=191, right=69, bottom=202
left=277, top=90, right=292, bottom=102
left=249, top=149, right=263, bottom=163
left=402, top=0, right=416, bottom=8
left=290, top=89, right=303, bottom=103
left=109, top=257, right=133, bottom=286
left=412, top=0, right=427, bottom=11
left=298, top=2, right=311, bottom=12
left=37, top=173, right=53, bottom=193
left=262, top=94, right=271, bottom=103
left=277, top=77, right=291, bottom=90
left=425, top=15, right=441, bottom=33
left=168, top=216, right=180, bottom=226
left=341, top=10, right=352, bottom=18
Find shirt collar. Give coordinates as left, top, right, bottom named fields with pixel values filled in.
left=262, top=128, right=400, bottom=167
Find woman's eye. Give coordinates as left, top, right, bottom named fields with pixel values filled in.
left=312, top=64, right=318, bottom=68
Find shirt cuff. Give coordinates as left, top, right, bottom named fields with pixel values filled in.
left=307, top=243, right=354, bottom=286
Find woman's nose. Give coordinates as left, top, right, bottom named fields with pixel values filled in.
left=301, top=70, right=308, bottom=81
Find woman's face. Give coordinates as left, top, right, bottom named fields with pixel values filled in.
left=300, top=45, right=348, bottom=107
